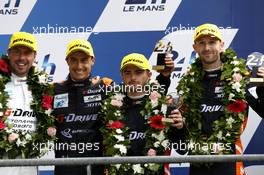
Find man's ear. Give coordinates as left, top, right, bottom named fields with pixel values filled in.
left=220, top=41, right=225, bottom=52
left=91, top=56, right=95, bottom=65
left=193, top=44, right=197, bottom=52
left=66, top=58, right=70, bottom=66
left=147, top=70, right=152, bottom=78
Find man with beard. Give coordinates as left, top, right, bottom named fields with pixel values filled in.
left=177, top=23, right=248, bottom=175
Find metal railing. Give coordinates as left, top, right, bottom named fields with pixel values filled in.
left=1, top=154, right=264, bottom=166
left=0, top=155, right=264, bottom=174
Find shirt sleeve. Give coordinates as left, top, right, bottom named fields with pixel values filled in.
left=247, top=86, right=264, bottom=118
left=156, top=74, right=171, bottom=95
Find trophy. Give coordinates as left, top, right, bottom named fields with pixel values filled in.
left=162, top=92, right=179, bottom=124
left=246, top=52, right=264, bottom=86
left=152, top=39, right=173, bottom=70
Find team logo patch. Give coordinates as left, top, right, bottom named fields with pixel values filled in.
left=83, top=94, right=102, bottom=103
left=54, top=93, right=68, bottom=108
left=215, top=86, right=224, bottom=93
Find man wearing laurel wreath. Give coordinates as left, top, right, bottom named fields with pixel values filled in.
left=101, top=53, right=186, bottom=175
left=52, top=39, right=114, bottom=175
left=0, top=32, right=56, bottom=175
left=120, top=53, right=184, bottom=156
left=177, top=23, right=249, bottom=175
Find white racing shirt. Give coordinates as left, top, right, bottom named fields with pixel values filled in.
left=0, top=73, right=37, bottom=175
left=4, top=73, right=37, bottom=133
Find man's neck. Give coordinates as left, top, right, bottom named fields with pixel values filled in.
left=70, top=75, right=90, bottom=82
left=203, top=60, right=222, bottom=71
left=11, top=73, right=27, bottom=79
left=127, top=92, right=145, bottom=99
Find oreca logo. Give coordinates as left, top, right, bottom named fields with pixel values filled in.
left=0, top=0, right=20, bottom=15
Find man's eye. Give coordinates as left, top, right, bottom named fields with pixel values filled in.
left=11, top=50, right=20, bottom=54
left=209, top=41, right=216, bottom=44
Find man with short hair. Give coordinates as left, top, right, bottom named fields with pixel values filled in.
left=177, top=23, right=248, bottom=175
left=53, top=39, right=112, bottom=175
left=0, top=32, right=55, bottom=175
left=101, top=53, right=185, bottom=174
left=120, top=53, right=185, bottom=152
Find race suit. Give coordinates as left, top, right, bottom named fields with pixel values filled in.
left=250, top=86, right=264, bottom=118
left=189, top=69, right=239, bottom=175
left=124, top=74, right=186, bottom=174
left=0, top=73, right=37, bottom=175
left=53, top=75, right=112, bottom=175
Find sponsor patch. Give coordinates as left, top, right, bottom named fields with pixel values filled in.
left=54, top=93, right=68, bottom=108
left=83, top=94, right=102, bottom=103
left=215, top=86, right=224, bottom=93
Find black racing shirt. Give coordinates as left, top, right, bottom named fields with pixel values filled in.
left=124, top=74, right=185, bottom=156
left=189, top=69, right=238, bottom=175
left=53, top=76, right=109, bottom=158
left=200, top=69, right=225, bottom=135
left=124, top=96, right=147, bottom=156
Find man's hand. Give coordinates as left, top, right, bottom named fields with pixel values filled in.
left=158, top=55, right=174, bottom=77
left=168, top=109, right=184, bottom=129
left=147, top=148, right=157, bottom=156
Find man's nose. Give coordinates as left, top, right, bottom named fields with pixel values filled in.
left=204, top=43, right=210, bottom=50
left=75, top=61, right=83, bottom=68
left=19, top=52, right=28, bottom=60
left=130, top=73, right=137, bottom=80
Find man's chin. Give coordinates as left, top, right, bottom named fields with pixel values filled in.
left=13, top=69, right=28, bottom=77
left=127, top=83, right=141, bottom=87
left=71, top=75, right=89, bottom=82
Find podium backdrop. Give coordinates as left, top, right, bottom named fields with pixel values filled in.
left=0, top=0, right=263, bottom=174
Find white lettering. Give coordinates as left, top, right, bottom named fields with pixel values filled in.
left=201, top=104, right=223, bottom=112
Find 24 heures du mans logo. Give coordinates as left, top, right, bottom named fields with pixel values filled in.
left=0, top=0, right=20, bottom=15
left=123, top=0, right=167, bottom=12
left=35, top=54, right=56, bottom=83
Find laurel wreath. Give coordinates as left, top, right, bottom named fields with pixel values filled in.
left=0, top=56, right=56, bottom=158
left=177, top=48, right=249, bottom=155
left=100, top=80, right=170, bottom=175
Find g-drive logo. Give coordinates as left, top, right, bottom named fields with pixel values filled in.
left=124, top=0, right=166, bottom=12
left=0, top=0, right=20, bottom=15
